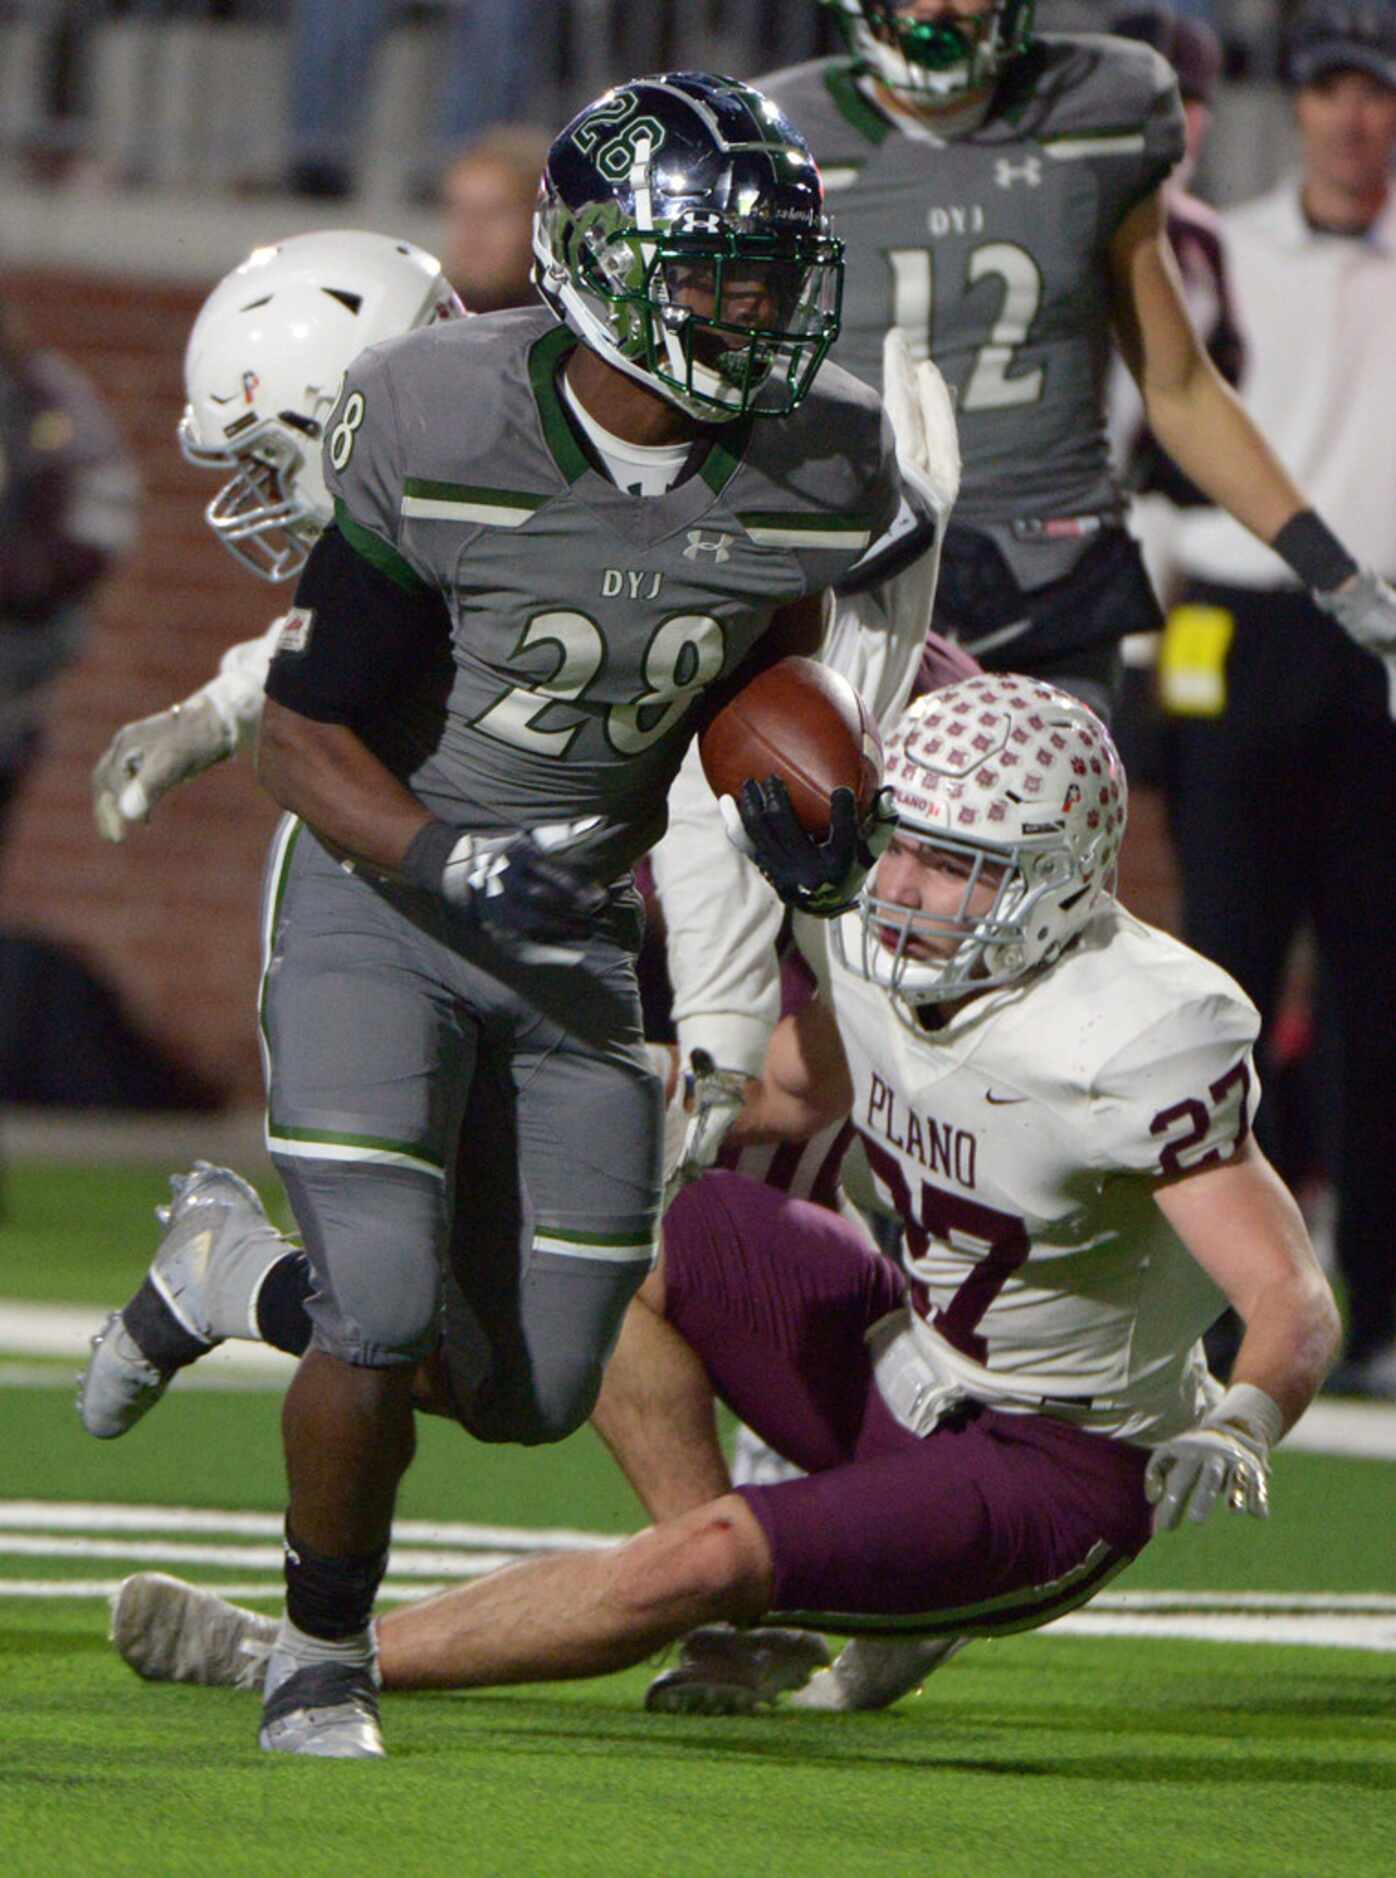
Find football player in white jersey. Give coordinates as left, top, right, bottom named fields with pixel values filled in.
left=90, top=230, right=465, bottom=841
left=107, top=676, right=1339, bottom=1719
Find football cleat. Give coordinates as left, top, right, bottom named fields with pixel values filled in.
left=77, top=1161, right=273, bottom=1439
left=644, top=1623, right=831, bottom=1716
left=110, top=1573, right=277, bottom=1690
left=260, top=1646, right=385, bottom=1759
left=788, top=1632, right=969, bottom=1711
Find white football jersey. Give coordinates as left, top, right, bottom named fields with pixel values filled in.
left=827, top=902, right=1260, bottom=1445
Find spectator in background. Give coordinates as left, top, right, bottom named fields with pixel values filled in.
left=1107, top=4, right=1246, bottom=795
left=438, top=124, right=552, bottom=310
left=288, top=0, right=547, bottom=199
left=0, top=296, right=137, bottom=851
left=1168, top=0, right=1396, bottom=1399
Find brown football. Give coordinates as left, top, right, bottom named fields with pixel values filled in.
left=699, top=656, right=883, bottom=836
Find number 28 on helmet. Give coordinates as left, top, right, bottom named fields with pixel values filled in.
left=533, top=70, right=845, bottom=423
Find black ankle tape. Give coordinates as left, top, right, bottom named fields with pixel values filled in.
left=123, top=1275, right=209, bottom=1372
left=254, top=1253, right=314, bottom=1357
left=284, top=1524, right=388, bottom=1640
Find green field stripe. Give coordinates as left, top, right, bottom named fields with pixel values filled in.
left=333, top=499, right=430, bottom=592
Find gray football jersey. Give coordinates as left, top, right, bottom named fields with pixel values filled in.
left=760, top=34, right=1184, bottom=584
left=322, top=308, right=901, bottom=883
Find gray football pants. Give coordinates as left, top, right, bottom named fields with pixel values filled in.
left=259, top=817, right=662, bottom=1445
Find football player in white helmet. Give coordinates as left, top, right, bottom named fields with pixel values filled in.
left=842, top=670, right=1125, bottom=1012
left=103, top=679, right=1339, bottom=1722
left=91, top=230, right=463, bottom=841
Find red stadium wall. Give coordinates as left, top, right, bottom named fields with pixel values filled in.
left=0, top=270, right=1181, bottom=1108
left=1, top=271, right=282, bottom=1105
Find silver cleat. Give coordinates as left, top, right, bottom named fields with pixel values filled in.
left=788, top=1632, right=969, bottom=1711
left=77, top=1161, right=272, bottom=1439
left=260, top=1647, right=385, bottom=1759
left=110, top=1572, right=277, bottom=1690
left=645, top=1623, right=831, bottom=1715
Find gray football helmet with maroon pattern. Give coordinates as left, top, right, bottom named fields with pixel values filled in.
left=846, top=674, right=1127, bottom=1004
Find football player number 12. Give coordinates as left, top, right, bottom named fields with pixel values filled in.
left=888, top=242, right=1046, bottom=411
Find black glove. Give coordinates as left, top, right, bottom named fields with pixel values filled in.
left=403, top=817, right=607, bottom=945
left=720, top=778, right=896, bottom=918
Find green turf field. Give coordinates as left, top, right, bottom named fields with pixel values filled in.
left=2, top=1162, right=1392, bottom=1876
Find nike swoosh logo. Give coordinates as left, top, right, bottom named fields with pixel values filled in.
left=985, top=1091, right=1028, bottom=1105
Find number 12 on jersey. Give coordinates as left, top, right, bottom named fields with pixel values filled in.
left=888, top=242, right=1045, bottom=413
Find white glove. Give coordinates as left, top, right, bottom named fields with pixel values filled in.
left=660, top=1048, right=751, bottom=1214
left=1144, top=1383, right=1283, bottom=1534
left=1314, top=570, right=1396, bottom=716
left=881, top=328, right=961, bottom=519
left=92, top=694, right=235, bottom=842
left=1316, top=567, right=1396, bottom=652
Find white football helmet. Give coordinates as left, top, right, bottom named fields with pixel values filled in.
left=840, top=674, right=1126, bottom=1008
left=821, top=2, right=1037, bottom=107
left=180, top=231, right=464, bottom=581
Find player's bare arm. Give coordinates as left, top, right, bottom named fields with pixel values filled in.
left=1153, top=1137, right=1341, bottom=1433
left=1111, top=186, right=1396, bottom=659
left=255, top=696, right=434, bottom=874
left=1144, top=1136, right=1342, bottom=1534
left=1109, top=188, right=1307, bottom=548
left=727, top=995, right=854, bottom=1148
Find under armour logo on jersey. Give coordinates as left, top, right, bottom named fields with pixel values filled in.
left=684, top=531, right=733, bottom=563
left=995, top=157, right=1042, bottom=189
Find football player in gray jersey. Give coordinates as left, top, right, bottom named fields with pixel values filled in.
left=751, top=2, right=1396, bottom=715
left=113, top=73, right=909, bottom=1762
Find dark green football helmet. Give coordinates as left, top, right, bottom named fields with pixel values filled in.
left=821, top=1, right=1037, bottom=104
left=533, top=72, right=844, bottom=423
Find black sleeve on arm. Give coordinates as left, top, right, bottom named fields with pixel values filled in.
left=264, top=524, right=452, bottom=727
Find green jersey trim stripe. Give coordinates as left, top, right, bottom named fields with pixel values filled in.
left=334, top=499, right=430, bottom=593
left=739, top=511, right=873, bottom=550
left=699, top=419, right=753, bottom=498
left=529, top=325, right=592, bottom=485
left=401, top=479, right=547, bottom=527
left=824, top=61, right=891, bottom=148
left=1044, top=133, right=1147, bottom=158
left=266, top=1124, right=446, bottom=1180
left=257, top=814, right=302, bottom=1067
left=534, top=1232, right=658, bottom=1265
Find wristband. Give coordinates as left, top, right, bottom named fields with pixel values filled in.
left=1271, top=510, right=1359, bottom=595
left=1205, top=1381, right=1283, bottom=1451
left=400, top=818, right=463, bottom=896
